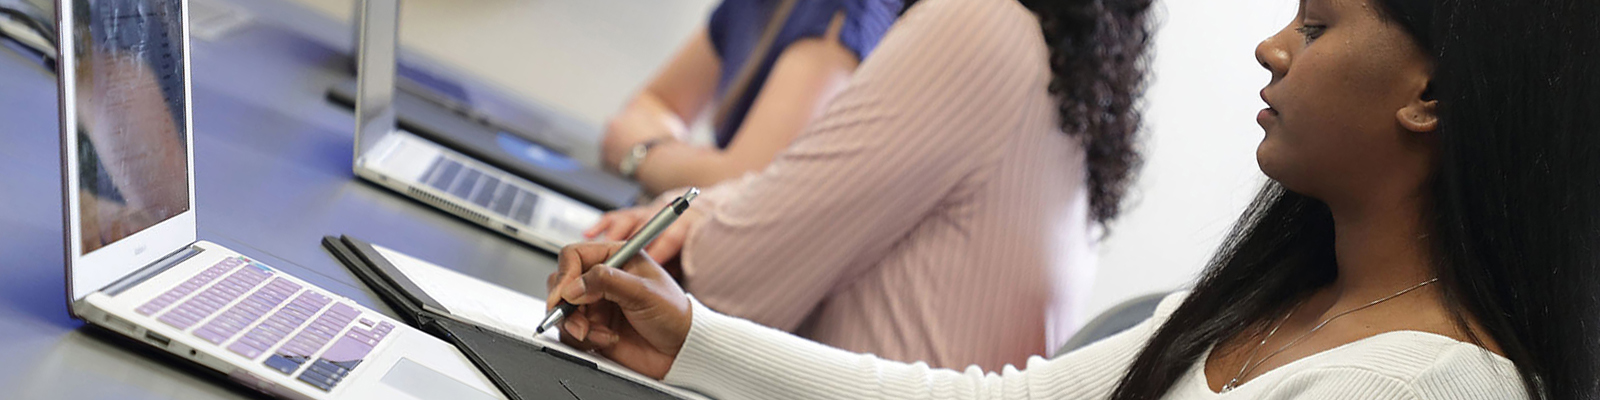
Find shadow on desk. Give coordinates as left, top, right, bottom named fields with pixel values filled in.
left=9, top=328, right=258, bottom=399
left=0, top=219, right=72, bottom=329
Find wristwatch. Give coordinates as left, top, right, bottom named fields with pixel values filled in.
left=618, top=138, right=669, bottom=179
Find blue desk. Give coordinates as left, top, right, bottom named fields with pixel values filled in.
left=0, top=0, right=593, bottom=397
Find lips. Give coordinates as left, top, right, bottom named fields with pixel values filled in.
left=1258, top=89, right=1278, bottom=127
left=1260, top=89, right=1277, bottom=114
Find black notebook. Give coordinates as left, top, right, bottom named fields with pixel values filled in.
left=322, top=235, right=706, bottom=400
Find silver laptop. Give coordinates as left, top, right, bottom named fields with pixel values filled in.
left=352, top=0, right=601, bottom=252
left=57, top=1, right=505, bottom=398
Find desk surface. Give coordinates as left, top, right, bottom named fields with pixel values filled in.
left=0, top=1, right=608, bottom=398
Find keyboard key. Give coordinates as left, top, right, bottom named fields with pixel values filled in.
left=512, top=190, right=538, bottom=224
left=136, top=258, right=241, bottom=316
left=227, top=341, right=265, bottom=359
left=228, top=291, right=326, bottom=360
left=490, top=184, right=517, bottom=216
left=471, top=177, right=500, bottom=207
left=429, top=159, right=462, bottom=190
left=297, top=368, right=341, bottom=391
left=264, top=304, right=353, bottom=375
left=264, top=354, right=304, bottom=375
left=450, top=169, right=483, bottom=199
left=194, top=277, right=296, bottom=345
left=159, top=265, right=273, bottom=330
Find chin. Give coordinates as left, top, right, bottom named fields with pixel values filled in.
left=1255, top=139, right=1282, bottom=178
left=1256, top=144, right=1309, bottom=194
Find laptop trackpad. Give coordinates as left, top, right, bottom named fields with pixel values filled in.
left=380, top=358, right=500, bottom=400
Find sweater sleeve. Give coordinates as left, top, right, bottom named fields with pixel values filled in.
left=662, top=294, right=1189, bottom=400
left=677, top=0, right=1049, bottom=331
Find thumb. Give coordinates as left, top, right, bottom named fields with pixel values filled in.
left=562, top=264, right=656, bottom=310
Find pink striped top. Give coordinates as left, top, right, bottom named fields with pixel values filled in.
left=675, top=0, right=1095, bottom=372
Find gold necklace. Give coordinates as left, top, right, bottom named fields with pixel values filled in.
left=1219, top=278, right=1439, bottom=393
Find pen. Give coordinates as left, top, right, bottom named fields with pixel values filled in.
left=537, top=187, right=700, bottom=335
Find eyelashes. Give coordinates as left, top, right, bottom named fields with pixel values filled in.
left=1296, top=25, right=1327, bottom=44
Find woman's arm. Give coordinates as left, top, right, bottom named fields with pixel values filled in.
left=600, top=29, right=722, bottom=170
left=663, top=297, right=1158, bottom=400
left=674, top=0, right=1047, bottom=332
left=628, top=14, right=862, bottom=196
left=547, top=242, right=1177, bottom=400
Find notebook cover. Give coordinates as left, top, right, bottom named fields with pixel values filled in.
left=320, top=235, right=436, bottom=327
left=325, top=235, right=685, bottom=400
left=429, top=318, right=680, bottom=400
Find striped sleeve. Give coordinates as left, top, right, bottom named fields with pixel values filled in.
left=677, top=0, right=1048, bottom=331
left=662, top=295, right=1174, bottom=400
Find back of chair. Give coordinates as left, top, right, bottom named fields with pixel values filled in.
left=1056, top=291, right=1172, bottom=356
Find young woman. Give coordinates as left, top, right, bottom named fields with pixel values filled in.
left=599, top=0, right=900, bottom=196
left=580, top=0, right=1150, bottom=371
left=550, top=0, right=1600, bottom=398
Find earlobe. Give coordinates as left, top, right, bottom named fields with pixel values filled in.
left=1397, top=99, right=1439, bottom=133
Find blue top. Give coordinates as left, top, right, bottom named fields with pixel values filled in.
left=706, top=0, right=900, bottom=148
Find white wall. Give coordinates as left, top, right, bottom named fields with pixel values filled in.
left=285, top=0, right=1303, bottom=321
left=285, top=0, right=721, bottom=126
left=1083, top=0, right=1299, bottom=318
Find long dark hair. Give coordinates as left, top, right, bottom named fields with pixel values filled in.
left=900, top=0, right=1153, bottom=225
left=1109, top=1, right=1600, bottom=399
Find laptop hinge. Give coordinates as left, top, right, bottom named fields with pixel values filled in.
left=103, top=244, right=204, bottom=296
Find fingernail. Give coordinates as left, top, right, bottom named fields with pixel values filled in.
left=565, top=320, right=585, bottom=340
left=562, top=278, right=586, bottom=299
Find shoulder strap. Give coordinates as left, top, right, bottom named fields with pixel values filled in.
left=713, top=0, right=802, bottom=133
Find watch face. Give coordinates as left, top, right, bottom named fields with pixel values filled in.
left=620, top=143, right=648, bottom=177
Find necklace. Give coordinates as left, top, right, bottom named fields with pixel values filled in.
left=1218, top=278, right=1439, bottom=393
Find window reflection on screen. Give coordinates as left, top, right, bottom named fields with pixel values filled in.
left=72, top=0, right=190, bottom=253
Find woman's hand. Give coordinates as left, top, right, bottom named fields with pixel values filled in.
left=600, top=96, right=684, bottom=172
left=583, top=203, right=708, bottom=264
left=585, top=206, right=655, bottom=241
left=546, top=242, right=693, bottom=381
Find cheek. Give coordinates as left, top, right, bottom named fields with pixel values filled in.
left=1258, top=51, right=1400, bottom=184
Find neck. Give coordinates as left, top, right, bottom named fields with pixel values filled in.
left=1325, top=191, right=1436, bottom=302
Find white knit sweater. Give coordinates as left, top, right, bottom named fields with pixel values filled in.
left=662, top=293, right=1527, bottom=399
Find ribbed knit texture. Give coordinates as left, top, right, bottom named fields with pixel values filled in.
left=674, top=0, right=1095, bottom=372
left=663, top=293, right=1528, bottom=400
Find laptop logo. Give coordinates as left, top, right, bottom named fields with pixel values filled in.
left=134, top=245, right=147, bottom=256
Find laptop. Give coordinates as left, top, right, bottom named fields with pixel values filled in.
left=349, top=0, right=628, bottom=253
left=57, top=1, right=504, bottom=398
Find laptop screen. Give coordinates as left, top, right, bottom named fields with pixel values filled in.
left=354, top=0, right=399, bottom=159
left=68, top=0, right=192, bottom=255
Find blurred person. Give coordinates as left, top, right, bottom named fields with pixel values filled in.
left=552, top=0, right=1600, bottom=398
left=600, top=0, right=901, bottom=196
left=584, top=0, right=1152, bottom=370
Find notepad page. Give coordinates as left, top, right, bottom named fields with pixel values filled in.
left=370, top=245, right=711, bottom=400
left=373, top=245, right=546, bottom=338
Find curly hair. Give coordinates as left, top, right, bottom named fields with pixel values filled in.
left=903, top=0, right=1154, bottom=225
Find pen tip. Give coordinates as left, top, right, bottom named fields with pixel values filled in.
left=683, top=187, right=699, bottom=202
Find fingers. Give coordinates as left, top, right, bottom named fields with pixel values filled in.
left=584, top=209, right=641, bottom=240
left=582, top=217, right=610, bottom=239
left=562, top=263, right=658, bottom=310
left=606, top=219, right=639, bottom=241
left=558, top=306, right=621, bottom=350
left=549, top=243, right=624, bottom=309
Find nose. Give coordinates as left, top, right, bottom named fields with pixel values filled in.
left=1255, top=30, right=1291, bottom=82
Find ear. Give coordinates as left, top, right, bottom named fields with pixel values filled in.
left=1396, top=83, right=1439, bottom=133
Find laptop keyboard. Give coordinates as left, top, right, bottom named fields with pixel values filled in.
left=134, top=257, right=395, bottom=392
left=421, top=157, right=540, bottom=225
